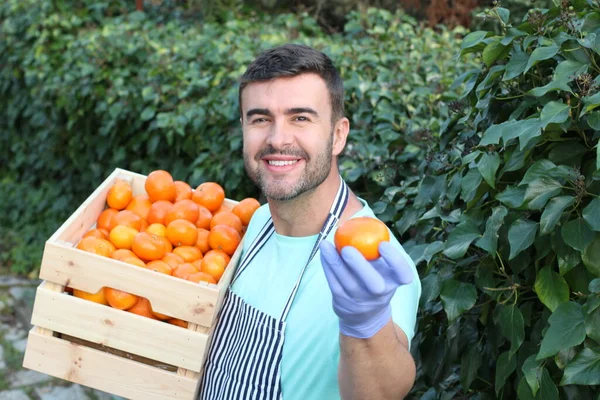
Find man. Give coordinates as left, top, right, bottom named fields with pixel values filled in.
left=201, top=44, right=421, bottom=400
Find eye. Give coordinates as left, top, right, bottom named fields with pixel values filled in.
left=250, top=117, right=269, bottom=124
left=293, top=115, right=310, bottom=122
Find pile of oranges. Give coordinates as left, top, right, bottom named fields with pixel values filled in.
left=70, top=170, right=260, bottom=328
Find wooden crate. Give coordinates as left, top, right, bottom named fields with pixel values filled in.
left=23, top=168, right=242, bottom=399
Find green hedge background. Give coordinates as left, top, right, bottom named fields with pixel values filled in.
left=2, top=0, right=600, bottom=398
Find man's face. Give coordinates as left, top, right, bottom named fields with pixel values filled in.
left=240, top=73, right=338, bottom=201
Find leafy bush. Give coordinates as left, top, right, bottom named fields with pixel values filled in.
left=0, top=2, right=473, bottom=277
left=378, top=1, right=600, bottom=398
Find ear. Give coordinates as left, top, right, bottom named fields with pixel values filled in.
left=332, top=117, right=350, bottom=156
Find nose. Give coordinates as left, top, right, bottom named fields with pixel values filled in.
left=266, top=119, right=293, bottom=150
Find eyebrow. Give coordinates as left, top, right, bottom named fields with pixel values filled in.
left=245, top=107, right=319, bottom=119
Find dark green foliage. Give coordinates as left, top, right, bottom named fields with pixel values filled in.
left=386, top=2, right=600, bottom=398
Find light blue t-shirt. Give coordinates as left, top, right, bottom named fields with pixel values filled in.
left=230, top=199, right=421, bottom=400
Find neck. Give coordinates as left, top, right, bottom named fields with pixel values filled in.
left=268, top=169, right=364, bottom=237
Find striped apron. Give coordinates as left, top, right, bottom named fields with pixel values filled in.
left=200, top=178, right=349, bottom=400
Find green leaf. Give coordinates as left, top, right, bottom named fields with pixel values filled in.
left=528, top=79, right=572, bottom=97
left=517, top=377, right=536, bottom=400
left=443, top=220, right=481, bottom=259
left=461, top=31, right=492, bottom=54
left=460, top=169, right=483, bottom=203
left=538, top=368, right=559, bottom=400
left=516, top=118, right=543, bottom=150
left=587, top=111, right=600, bottom=130
left=582, top=91, right=600, bottom=115
left=419, top=273, right=442, bottom=308
left=524, top=43, right=559, bottom=74
left=582, top=235, right=600, bottom=277
left=553, top=59, right=587, bottom=82
left=476, top=206, right=508, bottom=254
left=496, top=186, right=525, bottom=208
left=480, top=120, right=517, bottom=146
left=534, top=267, right=570, bottom=313
left=540, top=101, right=570, bottom=128
left=140, top=106, right=156, bottom=121
left=591, top=278, right=600, bottom=293
left=496, top=7, right=510, bottom=24
left=538, top=302, right=585, bottom=359
left=585, top=306, right=600, bottom=343
left=598, top=142, right=600, bottom=171
left=524, top=177, right=563, bottom=210
left=483, top=40, right=508, bottom=67
left=520, top=160, right=557, bottom=186
left=561, top=347, right=600, bottom=385
left=503, top=48, right=529, bottom=81
left=476, top=152, right=500, bottom=188
left=540, top=196, right=575, bottom=235
left=508, top=219, right=538, bottom=260
left=498, top=305, right=525, bottom=358
left=440, top=279, right=477, bottom=322
left=583, top=198, right=600, bottom=231
left=460, top=346, right=482, bottom=391
left=495, top=351, right=517, bottom=396
left=561, top=219, right=595, bottom=252
left=522, top=355, right=543, bottom=396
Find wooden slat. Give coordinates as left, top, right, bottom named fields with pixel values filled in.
left=23, top=329, right=200, bottom=400
left=39, top=241, right=220, bottom=327
left=31, top=284, right=208, bottom=371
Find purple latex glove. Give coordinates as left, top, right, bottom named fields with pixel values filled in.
left=319, top=240, right=414, bottom=339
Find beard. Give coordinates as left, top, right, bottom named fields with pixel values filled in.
left=244, top=134, right=333, bottom=201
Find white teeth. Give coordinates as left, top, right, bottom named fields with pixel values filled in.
left=268, top=160, right=298, bottom=166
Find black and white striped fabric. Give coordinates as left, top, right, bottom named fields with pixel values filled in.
left=200, top=178, right=349, bottom=400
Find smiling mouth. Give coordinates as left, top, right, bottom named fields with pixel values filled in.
left=266, top=159, right=300, bottom=166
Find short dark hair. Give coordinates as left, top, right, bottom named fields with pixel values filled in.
left=238, top=44, right=345, bottom=124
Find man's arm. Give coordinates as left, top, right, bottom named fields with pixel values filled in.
left=339, top=321, right=415, bottom=400
left=319, top=240, right=418, bottom=399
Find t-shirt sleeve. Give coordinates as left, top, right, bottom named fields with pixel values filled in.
left=388, top=235, right=421, bottom=349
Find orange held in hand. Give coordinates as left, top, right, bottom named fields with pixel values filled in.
left=334, top=217, right=390, bottom=261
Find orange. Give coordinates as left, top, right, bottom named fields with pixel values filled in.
left=162, top=252, right=185, bottom=269
left=214, top=205, right=231, bottom=215
left=104, top=287, right=138, bottom=310
left=145, top=170, right=176, bottom=202
left=334, top=217, right=390, bottom=261
left=201, top=256, right=225, bottom=283
left=192, top=258, right=203, bottom=271
left=83, top=228, right=109, bottom=240
left=132, top=232, right=167, bottom=261
left=195, top=205, right=213, bottom=230
left=97, top=208, right=119, bottom=231
left=233, top=198, right=261, bottom=226
left=73, top=288, right=108, bottom=305
left=109, top=225, right=139, bottom=250
left=106, top=179, right=133, bottom=210
left=172, top=246, right=203, bottom=263
left=122, top=256, right=146, bottom=268
left=192, top=182, right=225, bottom=213
left=195, top=228, right=210, bottom=254
left=210, top=211, right=243, bottom=235
left=187, top=271, right=217, bottom=284
left=208, top=225, right=241, bottom=256
left=165, top=199, right=199, bottom=226
left=168, top=318, right=189, bottom=328
left=174, top=181, right=193, bottom=201
left=160, top=236, right=173, bottom=253
left=140, top=219, right=149, bottom=232
left=109, top=210, right=143, bottom=231
left=76, top=237, right=116, bottom=257
left=128, top=297, right=158, bottom=319
left=203, top=249, right=230, bottom=267
left=126, top=195, right=152, bottom=220
left=166, top=219, right=198, bottom=247
left=145, top=260, right=173, bottom=275
left=111, top=249, right=139, bottom=261
left=172, top=262, right=200, bottom=279
left=146, top=223, right=167, bottom=237
left=147, top=200, right=173, bottom=225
